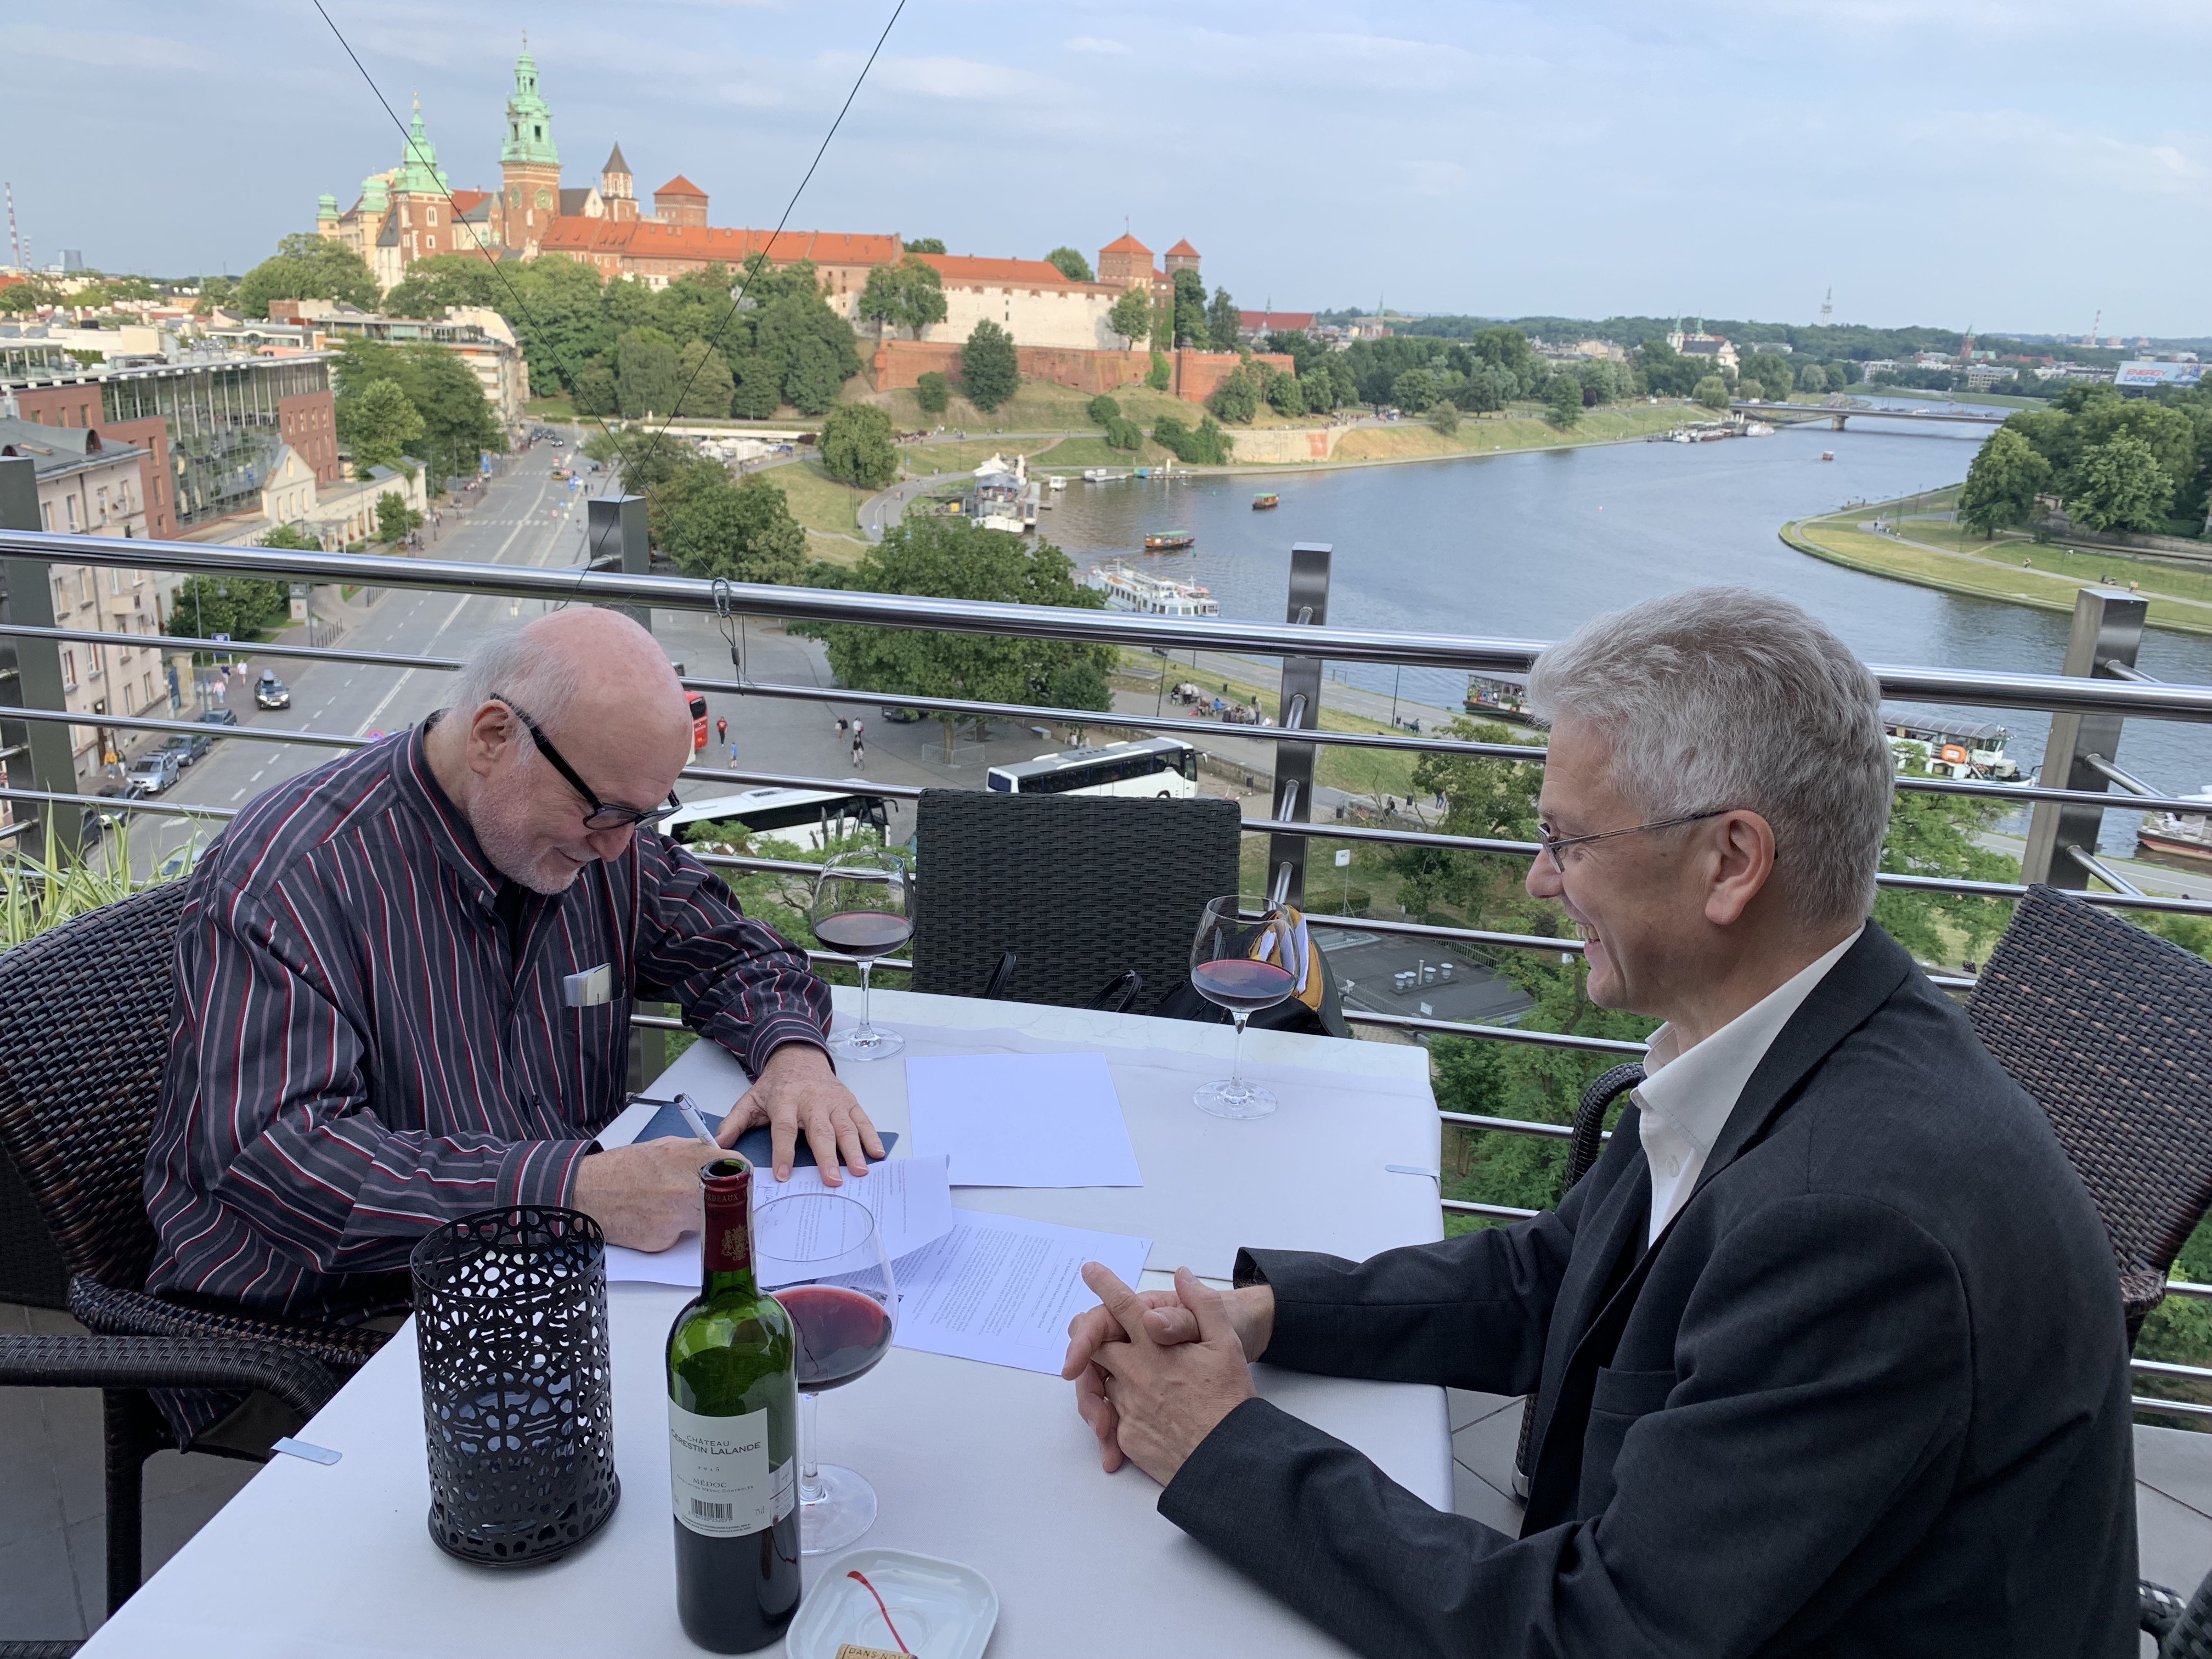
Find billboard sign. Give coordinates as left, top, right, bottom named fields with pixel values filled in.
left=2116, top=360, right=2202, bottom=388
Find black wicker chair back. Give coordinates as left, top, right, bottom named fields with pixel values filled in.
left=909, top=789, right=1242, bottom=1015
left=0, top=880, right=190, bottom=1297
left=1967, top=883, right=2212, bottom=1331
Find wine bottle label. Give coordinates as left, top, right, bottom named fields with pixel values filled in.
left=701, top=1169, right=753, bottom=1274
left=668, top=1401, right=794, bottom=1537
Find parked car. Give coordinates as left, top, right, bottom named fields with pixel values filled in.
left=125, top=751, right=181, bottom=795
left=196, top=707, right=240, bottom=727
left=880, top=706, right=923, bottom=724
left=158, top=841, right=207, bottom=879
left=255, top=670, right=290, bottom=710
left=84, top=779, right=144, bottom=845
left=157, top=732, right=213, bottom=769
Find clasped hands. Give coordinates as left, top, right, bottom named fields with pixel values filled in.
left=574, top=1043, right=882, bottom=1250
left=1060, top=1263, right=1276, bottom=1485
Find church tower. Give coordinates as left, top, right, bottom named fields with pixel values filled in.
left=600, top=142, right=637, bottom=223
left=499, top=38, right=561, bottom=254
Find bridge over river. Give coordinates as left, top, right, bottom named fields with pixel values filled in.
left=1733, top=398, right=2010, bottom=431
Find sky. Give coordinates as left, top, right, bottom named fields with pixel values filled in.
left=8, top=0, right=2208, bottom=337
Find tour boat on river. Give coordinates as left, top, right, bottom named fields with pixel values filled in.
left=1142, top=532, right=1196, bottom=551
left=1881, top=707, right=2024, bottom=781
left=2137, top=788, right=2212, bottom=868
left=1085, top=563, right=1217, bottom=616
left=1252, top=493, right=1279, bottom=510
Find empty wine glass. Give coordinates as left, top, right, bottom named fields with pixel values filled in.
left=1188, top=895, right=1299, bottom=1119
left=755, top=1192, right=896, bottom=1555
left=809, top=849, right=914, bottom=1062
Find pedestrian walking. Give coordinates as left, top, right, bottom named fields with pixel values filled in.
left=836, top=715, right=850, bottom=743
left=715, top=715, right=727, bottom=748
left=851, top=723, right=866, bottom=769
left=727, top=740, right=740, bottom=769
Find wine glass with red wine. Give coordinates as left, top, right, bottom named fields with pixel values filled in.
left=1188, top=895, right=1299, bottom=1119
left=809, top=849, right=914, bottom=1062
left=756, top=1192, right=896, bottom=1556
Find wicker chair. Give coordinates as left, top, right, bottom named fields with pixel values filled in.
left=0, top=882, right=385, bottom=1620
left=1967, top=883, right=2212, bottom=1339
left=908, top=789, right=1242, bottom=1015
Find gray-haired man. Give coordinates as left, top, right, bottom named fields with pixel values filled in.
left=1065, top=587, right=2135, bottom=1656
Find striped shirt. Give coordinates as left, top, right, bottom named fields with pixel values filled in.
left=144, top=720, right=830, bottom=1322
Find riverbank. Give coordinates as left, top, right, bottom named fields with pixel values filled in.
left=1786, top=494, right=2212, bottom=639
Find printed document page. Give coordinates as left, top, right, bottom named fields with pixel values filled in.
left=605, top=1155, right=955, bottom=1287
left=905, top=1051, right=1143, bottom=1187
left=885, top=1209, right=1151, bottom=1374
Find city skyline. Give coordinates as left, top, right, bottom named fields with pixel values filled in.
left=5, top=0, right=2207, bottom=336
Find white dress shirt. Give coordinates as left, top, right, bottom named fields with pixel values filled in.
left=1632, top=928, right=1863, bottom=1245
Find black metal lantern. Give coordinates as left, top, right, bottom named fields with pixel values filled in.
left=410, top=1206, right=621, bottom=1566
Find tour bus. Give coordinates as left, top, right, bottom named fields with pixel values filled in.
left=664, top=785, right=889, bottom=852
left=985, top=736, right=1200, bottom=798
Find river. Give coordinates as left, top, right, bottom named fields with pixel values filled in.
left=1038, top=405, right=2212, bottom=855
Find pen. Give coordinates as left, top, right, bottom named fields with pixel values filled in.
left=675, top=1093, right=722, bottom=1149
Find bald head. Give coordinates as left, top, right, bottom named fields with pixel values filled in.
left=448, top=610, right=689, bottom=748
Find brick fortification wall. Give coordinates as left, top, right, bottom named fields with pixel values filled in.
left=1172, top=349, right=1296, bottom=404
left=871, top=341, right=1152, bottom=396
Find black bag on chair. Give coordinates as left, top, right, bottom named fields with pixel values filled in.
left=1152, top=938, right=1348, bottom=1040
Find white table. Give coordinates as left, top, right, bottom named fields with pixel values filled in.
left=81, top=990, right=1449, bottom=1659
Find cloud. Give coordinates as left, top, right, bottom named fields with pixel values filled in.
left=1064, top=36, right=1130, bottom=55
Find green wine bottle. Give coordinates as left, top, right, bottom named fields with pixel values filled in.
left=665, top=1155, right=801, bottom=1652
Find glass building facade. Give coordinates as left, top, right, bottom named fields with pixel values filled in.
left=98, top=357, right=332, bottom=526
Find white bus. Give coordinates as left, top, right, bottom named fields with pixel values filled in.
left=986, top=737, right=1200, bottom=799
left=667, top=785, right=889, bottom=852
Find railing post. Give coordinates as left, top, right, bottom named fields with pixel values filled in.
left=586, top=494, right=651, bottom=633
left=1268, top=543, right=1331, bottom=906
left=0, top=456, right=83, bottom=858
left=2020, top=586, right=2148, bottom=888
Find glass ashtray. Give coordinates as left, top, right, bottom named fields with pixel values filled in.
left=786, top=1547, right=998, bottom=1659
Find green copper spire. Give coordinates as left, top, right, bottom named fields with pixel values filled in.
left=360, top=173, right=390, bottom=213
left=393, top=97, right=449, bottom=194
left=501, top=36, right=559, bottom=166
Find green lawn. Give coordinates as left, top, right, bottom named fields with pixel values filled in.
left=1030, top=435, right=1177, bottom=469
left=757, top=459, right=866, bottom=538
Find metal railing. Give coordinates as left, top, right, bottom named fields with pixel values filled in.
left=7, top=528, right=2212, bottom=1408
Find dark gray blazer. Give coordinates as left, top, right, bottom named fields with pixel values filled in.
left=1160, top=924, right=2137, bottom=1657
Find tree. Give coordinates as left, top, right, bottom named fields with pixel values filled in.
left=905, top=238, right=946, bottom=255
left=1171, top=269, right=1209, bottom=348
left=1300, top=367, right=1339, bottom=415
left=2070, top=432, right=2172, bottom=531
left=617, top=328, right=681, bottom=419
left=164, top=575, right=291, bottom=645
left=1045, top=246, right=1094, bottom=283
left=1741, top=351, right=1793, bottom=401
left=258, top=522, right=323, bottom=551
left=1391, top=367, right=1438, bottom=412
left=1692, top=375, right=1730, bottom=411
left=1150, top=414, right=1233, bottom=465
left=673, top=336, right=735, bottom=418
left=796, top=517, right=1115, bottom=759
left=1873, top=752, right=2019, bottom=966
left=1109, top=288, right=1153, bottom=350
left=337, top=379, right=425, bottom=475
left=819, top=402, right=899, bottom=490
left=1796, top=364, right=1829, bottom=396
left=1959, top=427, right=2051, bottom=535
left=1430, top=400, right=1461, bottom=436
left=1205, top=287, right=1241, bottom=354
left=656, top=467, right=809, bottom=584
left=1087, top=394, right=1121, bottom=426
left=1545, top=374, right=1584, bottom=428
left=236, top=233, right=380, bottom=318
left=1265, top=368, right=1307, bottom=417
left=1146, top=351, right=1172, bottom=392
left=375, top=490, right=423, bottom=544
left=856, top=254, right=947, bottom=340
left=960, top=320, right=1019, bottom=412
left=915, top=371, right=950, bottom=415
left=782, top=334, right=846, bottom=416
left=1739, top=379, right=1765, bottom=403
left=1103, top=416, right=1143, bottom=452
left=1206, top=368, right=1260, bottom=425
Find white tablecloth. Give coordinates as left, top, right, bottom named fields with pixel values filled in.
left=80, top=990, right=1451, bottom=1659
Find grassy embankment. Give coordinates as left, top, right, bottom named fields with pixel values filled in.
left=1787, top=489, right=2212, bottom=636
left=752, top=459, right=873, bottom=565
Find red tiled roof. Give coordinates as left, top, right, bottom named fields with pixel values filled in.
left=1240, top=309, right=1314, bottom=331
left=449, top=189, right=490, bottom=214
left=654, top=174, right=708, bottom=199
left=1099, top=233, right=1149, bottom=255
left=917, top=253, right=1098, bottom=289
left=1165, top=239, right=1199, bottom=257
left=535, top=220, right=900, bottom=266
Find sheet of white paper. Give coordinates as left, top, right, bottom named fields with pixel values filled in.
left=886, top=1210, right=1151, bottom=1374
left=904, top=1051, right=1143, bottom=1188
left=603, top=1156, right=956, bottom=1288
left=755, top=1155, right=955, bottom=1266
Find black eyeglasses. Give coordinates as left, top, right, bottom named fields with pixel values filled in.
left=493, top=696, right=682, bottom=832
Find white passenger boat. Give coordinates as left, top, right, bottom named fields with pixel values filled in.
left=2137, top=788, right=2212, bottom=868
left=1083, top=563, right=1218, bottom=617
